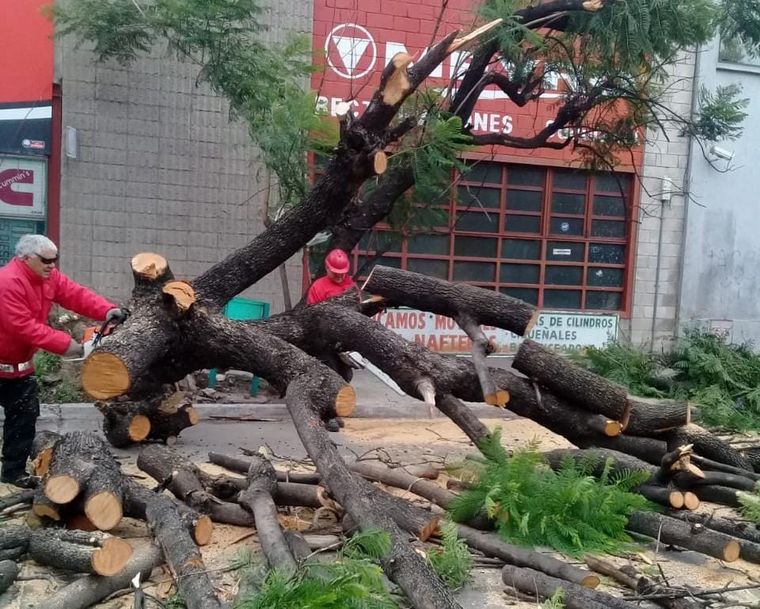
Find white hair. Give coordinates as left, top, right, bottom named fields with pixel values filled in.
left=15, top=234, right=58, bottom=258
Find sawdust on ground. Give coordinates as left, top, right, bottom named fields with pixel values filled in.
left=2, top=417, right=760, bottom=609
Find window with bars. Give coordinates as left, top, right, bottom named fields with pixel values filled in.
left=354, top=162, right=633, bottom=312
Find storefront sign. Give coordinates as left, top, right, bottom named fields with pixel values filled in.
left=374, top=309, right=618, bottom=354
left=0, top=157, right=46, bottom=218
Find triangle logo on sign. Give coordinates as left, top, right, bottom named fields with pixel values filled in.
left=332, top=36, right=370, bottom=73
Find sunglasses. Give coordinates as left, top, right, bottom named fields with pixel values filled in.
left=36, top=254, right=58, bottom=265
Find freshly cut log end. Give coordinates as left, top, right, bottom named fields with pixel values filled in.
left=131, top=252, right=168, bottom=280
left=163, top=281, right=196, bottom=313
left=33, top=448, right=53, bottom=476
left=85, top=491, right=123, bottom=531
left=373, top=150, right=388, bottom=174
left=335, top=385, right=357, bottom=417
left=128, top=415, right=151, bottom=442
left=669, top=491, right=684, bottom=509
left=194, top=515, right=214, bottom=546
left=91, top=537, right=133, bottom=576
left=381, top=53, right=413, bottom=106
left=581, top=574, right=601, bottom=588
left=33, top=497, right=61, bottom=521
left=187, top=406, right=200, bottom=425
left=604, top=420, right=623, bottom=437
left=484, top=389, right=510, bottom=408
left=724, top=540, right=741, bottom=562
left=419, top=515, right=441, bottom=542
left=45, top=475, right=80, bottom=504
left=82, top=353, right=130, bottom=400
left=523, top=310, right=540, bottom=336
left=683, top=492, right=700, bottom=511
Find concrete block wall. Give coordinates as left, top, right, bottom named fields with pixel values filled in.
left=54, top=0, right=312, bottom=313
left=622, top=51, right=696, bottom=348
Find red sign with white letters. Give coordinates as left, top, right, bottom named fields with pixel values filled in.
left=312, top=0, right=640, bottom=169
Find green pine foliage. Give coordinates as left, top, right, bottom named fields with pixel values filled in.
left=738, top=483, right=760, bottom=523
left=448, top=433, right=652, bottom=556
left=426, top=520, right=473, bottom=590
left=235, top=529, right=400, bottom=609
left=573, top=329, right=760, bottom=432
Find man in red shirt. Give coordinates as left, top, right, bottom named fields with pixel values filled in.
left=0, top=234, right=125, bottom=487
left=306, top=249, right=361, bottom=432
left=306, top=249, right=359, bottom=305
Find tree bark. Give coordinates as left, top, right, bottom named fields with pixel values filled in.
left=501, top=564, right=640, bottom=609
left=137, top=444, right=254, bottom=526
left=28, top=529, right=133, bottom=576
left=513, top=339, right=629, bottom=421
left=285, top=374, right=462, bottom=609
left=664, top=510, right=760, bottom=563
left=349, top=460, right=455, bottom=509
left=43, top=544, right=163, bottom=609
left=626, top=511, right=740, bottom=562
left=207, top=452, right=321, bottom=484
left=95, top=400, right=151, bottom=447
left=0, top=560, right=18, bottom=595
left=237, top=454, right=297, bottom=574
left=624, top=398, right=691, bottom=436
left=666, top=425, right=754, bottom=470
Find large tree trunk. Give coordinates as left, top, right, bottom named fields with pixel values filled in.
left=28, top=529, right=133, bottom=576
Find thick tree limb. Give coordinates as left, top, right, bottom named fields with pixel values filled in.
left=207, top=452, right=321, bottom=484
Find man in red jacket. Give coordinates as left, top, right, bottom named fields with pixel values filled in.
left=0, top=234, right=125, bottom=487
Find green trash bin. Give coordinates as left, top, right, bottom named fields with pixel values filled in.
left=208, top=297, right=271, bottom=395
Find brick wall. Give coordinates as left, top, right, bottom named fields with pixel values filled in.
left=54, top=0, right=312, bottom=314
left=621, top=51, right=696, bottom=348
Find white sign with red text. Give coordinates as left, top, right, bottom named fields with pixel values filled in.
left=374, top=309, right=618, bottom=355
left=0, top=156, right=46, bottom=218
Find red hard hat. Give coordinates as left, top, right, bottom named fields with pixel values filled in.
left=325, top=249, right=350, bottom=274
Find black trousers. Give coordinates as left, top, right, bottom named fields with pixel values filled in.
left=0, top=376, right=39, bottom=481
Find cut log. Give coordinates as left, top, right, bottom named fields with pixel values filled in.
left=666, top=425, right=753, bottom=470
left=680, top=470, right=757, bottom=492
left=691, top=454, right=760, bottom=481
left=638, top=486, right=685, bottom=510
left=123, top=479, right=213, bottom=547
left=0, top=560, right=19, bottom=595
left=207, top=452, right=320, bottom=483
left=457, top=524, right=599, bottom=588
left=137, top=444, right=254, bottom=526
left=31, top=430, right=61, bottom=476
left=362, top=265, right=537, bottom=336
left=286, top=374, right=461, bottom=609
left=583, top=555, right=701, bottom=609
left=625, top=398, right=691, bottom=436
left=512, top=339, right=629, bottom=420
left=43, top=544, right=163, bottom=609
left=664, top=510, right=760, bottom=564
left=683, top=492, right=700, bottom=510
left=33, top=487, right=64, bottom=521
left=0, top=488, right=34, bottom=512
left=201, top=472, right=334, bottom=509
left=0, top=525, right=29, bottom=554
left=95, top=400, right=151, bottom=447
left=502, top=564, right=639, bottom=609
left=349, top=460, right=454, bottom=509
left=44, top=432, right=113, bottom=505
left=237, top=454, right=297, bottom=574
left=28, top=529, right=133, bottom=576
left=626, top=511, right=740, bottom=562
left=690, top=484, right=742, bottom=507
left=162, top=280, right=196, bottom=314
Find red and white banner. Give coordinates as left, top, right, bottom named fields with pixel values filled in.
left=312, top=0, right=641, bottom=168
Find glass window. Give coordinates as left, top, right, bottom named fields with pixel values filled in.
left=502, top=239, right=541, bottom=260
left=591, top=220, right=626, bottom=238
left=407, top=233, right=449, bottom=255
left=545, top=265, right=583, bottom=285
left=458, top=186, right=500, bottom=209
left=408, top=258, right=448, bottom=278
left=453, top=261, right=495, bottom=282
left=589, top=243, right=625, bottom=264
left=593, top=195, right=625, bottom=217
left=550, top=217, right=584, bottom=236
left=586, top=291, right=622, bottom=310
left=359, top=231, right=402, bottom=252
left=588, top=267, right=624, bottom=287
left=507, top=189, right=542, bottom=212
left=455, top=236, right=498, bottom=257
left=544, top=289, right=582, bottom=309
left=507, top=166, right=545, bottom=186
left=500, top=286, right=538, bottom=305
left=547, top=241, right=584, bottom=262
left=500, top=263, right=540, bottom=284
left=456, top=211, right=499, bottom=232
left=466, top=161, right=502, bottom=184
left=505, top=214, right=541, bottom=234
left=551, top=192, right=585, bottom=214
left=595, top=173, right=631, bottom=194
left=553, top=169, right=587, bottom=190
left=357, top=255, right=402, bottom=273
